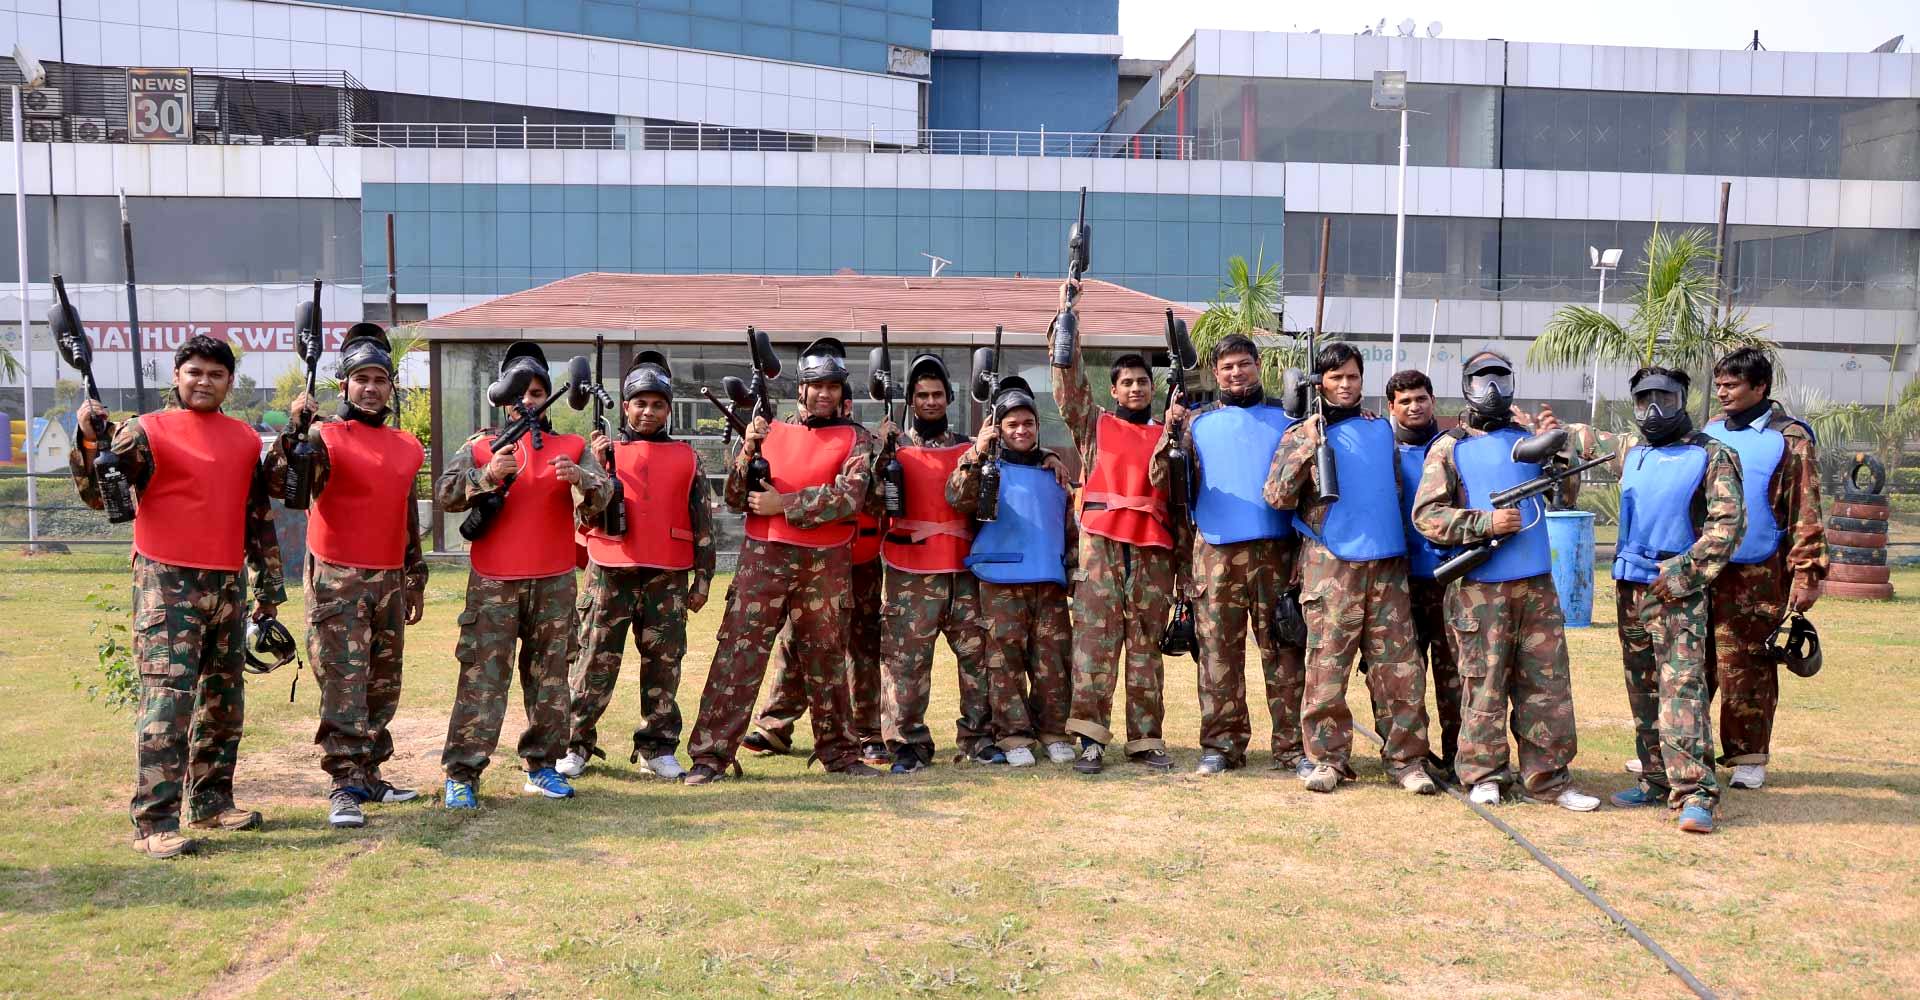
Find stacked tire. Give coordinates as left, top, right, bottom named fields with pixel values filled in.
left=1825, top=455, right=1894, bottom=600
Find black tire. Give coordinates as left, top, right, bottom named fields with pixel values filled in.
left=1830, top=544, right=1887, bottom=566
left=1840, top=454, right=1888, bottom=501
left=1828, top=515, right=1889, bottom=534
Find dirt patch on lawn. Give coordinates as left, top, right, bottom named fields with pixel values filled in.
left=233, top=711, right=527, bottom=805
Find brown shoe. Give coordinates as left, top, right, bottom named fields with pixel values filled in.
left=133, top=831, right=198, bottom=859
left=187, top=808, right=263, bottom=831
left=683, top=763, right=731, bottom=786
left=832, top=761, right=884, bottom=778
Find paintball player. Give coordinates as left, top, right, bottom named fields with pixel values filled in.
left=947, top=376, right=1076, bottom=768
left=1698, top=347, right=1826, bottom=791
left=266, top=324, right=428, bottom=829
left=1409, top=351, right=1599, bottom=812
left=72, top=335, right=285, bottom=859
left=1382, top=370, right=1462, bottom=779
left=1264, top=342, right=1435, bottom=796
left=875, top=354, right=997, bottom=771
left=1050, top=281, right=1176, bottom=774
left=1157, top=334, right=1307, bottom=777
left=557, top=351, right=715, bottom=782
left=436, top=343, right=613, bottom=807
left=682, top=338, right=882, bottom=784
left=1589, top=367, right=1744, bottom=833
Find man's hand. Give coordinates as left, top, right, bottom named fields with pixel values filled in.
left=1535, top=404, right=1562, bottom=434
left=1789, top=581, right=1819, bottom=613
left=589, top=429, right=611, bottom=456
left=876, top=417, right=898, bottom=444
left=973, top=417, right=999, bottom=456
left=1649, top=575, right=1679, bottom=603
left=747, top=488, right=788, bottom=516
left=1165, top=390, right=1190, bottom=428
left=405, top=590, right=425, bottom=625
left=551, top=454, right=588, bottom=487
left=75, top=400, right=109, bottom=443
left=1489, top=508, right=1523, bottom=536
left=483, top=446, right=519, bottom=485
left=689, top=579, right=710, bottom=613
left=1042, top=453, right=1073, bottom=490
left=251, top=598, right=279, bottom=622
left=1058, top=279, right=1078, bottom=312
left=744, top=415, right=770, bottom=449
left=289, top=392, right=319, bottom=429
left=1300, top=413, right=1326, bottom=448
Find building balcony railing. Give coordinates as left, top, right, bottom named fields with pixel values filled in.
left=347, top=122, right=1198, bottom=159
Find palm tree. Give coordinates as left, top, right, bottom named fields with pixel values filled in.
left=1188, top=248, right=1305, bottom=392
left=1527, top=225, right=1776, bottom=417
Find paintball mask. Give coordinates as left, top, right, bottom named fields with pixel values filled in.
left=1271, top=589, right=1308, bottom=650
left=1768, top=612, right=1822, bottom=678
left=1630, top=370, right=1693, bottom=446
left=498, top=342, right=553, bottom=397
left=1158, top=599, right=1196, bottom=657
left=797, top=337, right=850, bottom=385
left=1462, top=352, right=1516, bottom=424
left=622, top=350, right=673, bottom=400
left=244, top=617, right=299, bottom=675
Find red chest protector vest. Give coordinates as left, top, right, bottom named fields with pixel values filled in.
left=744, top=421, right=858, bottom=549
left=585, top=439, right=698, bottom=571
left=134, top=408, right=262, bottom=572
left=1080, top=412, right=1172, bottom=550
left=308, top=420, right=423, bottom=570
left=468, top=432, right=585, bottom=580
left=882, top=443, right=973, bottom=574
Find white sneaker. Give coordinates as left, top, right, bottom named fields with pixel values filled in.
left=1045, top=741, right=1076, bottom=765
left=1730, top=764, right=1766, bottom=789
left=1553, top=788, right=1601, bottom=812
left=555, top=750, right=588, bottom=778
left=645, top=754, right=686, bottom=781
left=1005, top=746, right=1036, bottom=767
left=1623, top=757, right=1644, bottom=775
left=1469, top=781, right=1501, bottom=806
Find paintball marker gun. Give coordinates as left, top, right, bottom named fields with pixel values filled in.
left=1279, top=325, right=1341, bottom=505
left=1049, top=187, right=1092, bottom=369
left=868, top=324, right=905, bottom=517
left=281, top=278, right=324, bottom=510
left=736, top=327, right=781, bottom=491
left=50, top=275, right=135, bottom=524
left=1161, top=308, right=1197, bottom=523
left=591, top=335, right=625, bottom=537
left=1430, top=428, right=1610, bottom=587
left=458, top=355, right=594, bottom=542
left=969, top=325, right=1005, bottom=522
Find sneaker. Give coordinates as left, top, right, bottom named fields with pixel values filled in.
left=891, top=752, right=928, bottom=775
left=1005, top=746, right=1037, bottom=767
left=328, top=790, right=366, bottom=829
left=1469, top=780, right=1501, bottom=806
left=1131, top=749, right=1173, bottom=772
left=132, top=830, right=197, bottom=859
left=556, top=750, right=589, bottom=778
left=1294, top=758, right=1316, bottom=780
left=1045, top=741, right=1076, bottom=765
left=1677, top=804, right=1715, bottom=834
left=365, top=780, right=419, bottom=804
left=1194, top=751, right=1229, bottom=775
left=187, top=808, right=262, bottom=832
left=523, top=767, right=575, bottom=799
left=682, top=764, right=727, bottom=786
left=1624, top=757, right=1645, bottom=775
left=860, top=742, right=892, bottom=767
left=1400, top=769, right=1439, bottom=796
left=1609, top=785, right=1665, bottom=809
left=1549, top=788, right=1602, bottom=812
left=1074, top=741, right=1104, bottom=775
left=833, top=761, right=884, bottom=778
left=971, top=745, right=1008, bottom=766
left=1303, top=764, right=1341, bottom=793
left=443, top=779, right=478, bottom=810
left=1730, top=764, right=1766, bottom=790
left=742, top=732, right=784, bottom=756
left=644, top=754, right=686, bottom=781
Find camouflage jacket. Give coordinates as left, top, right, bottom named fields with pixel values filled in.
left=1702, top=403, right=1829, bottom=592
left=723, top=413, right=877, bottom=529
left=263, top=416, right=429, bottom=598
left=1263, top=412, right=1397, bottom=535
left=68, top=412, right=288, bottom=604
left=1569, top=423, right=1745, bottom=598
left=1412, top=422, right=1580, bottom=547
left=434, top=425, right=614, bottom=518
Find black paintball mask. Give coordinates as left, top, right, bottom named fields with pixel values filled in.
left=797, top=337, right=850, bottom=386
left=335, top=323, right=396, bottom=424
left=992, top=376, right=1038, bottom=425
left=1462, top=351, right=1516, bottom=426
left=1631, top=370, right=1693, bottom=446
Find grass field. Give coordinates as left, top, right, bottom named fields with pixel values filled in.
left=1, top=550, right=1916, bottom=1000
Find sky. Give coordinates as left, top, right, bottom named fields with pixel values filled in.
left=1118, top=0, right=1916, bottom=62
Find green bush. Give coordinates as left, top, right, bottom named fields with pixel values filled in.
left=1576, top=483, right=1620, bottom=525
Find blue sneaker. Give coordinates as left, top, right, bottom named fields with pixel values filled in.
left=1677, top=804, right=1715, bottom=834
left=443, top=779, right=478, bottom=810
left=972, top=746, right=1008, bottom=765
left=1609, top=785, right=1665, bottom=808
left=523, top=767, right=575, bottom=799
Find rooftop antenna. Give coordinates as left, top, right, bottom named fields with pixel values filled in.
left=1746, top=30, right=1765, bottom=51
left=920, top=252, right=952, bottom=278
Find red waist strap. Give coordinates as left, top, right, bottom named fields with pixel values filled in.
left=889, top=518, right=972, bottom=543
left=1082, top=491, right=1166, bottom=517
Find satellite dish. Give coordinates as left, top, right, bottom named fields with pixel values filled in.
left=1426, top=21, right=1443, bottom=38
left=1870, top=35, right=1903, bottom=54
left=1398, top=18, right=1416, bottom=37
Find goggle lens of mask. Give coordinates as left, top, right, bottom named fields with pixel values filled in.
left=1467, top=372, right=1514, bottom=399
left=1633, top=389, right=1683, bottom=419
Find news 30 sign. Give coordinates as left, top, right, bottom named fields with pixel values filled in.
left=127, top=68, right=193, bottom=143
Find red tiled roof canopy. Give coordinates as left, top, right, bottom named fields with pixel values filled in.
left=420, top=273, right=1201, bottom=338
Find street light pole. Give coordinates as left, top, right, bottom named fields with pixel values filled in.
left=1588, top=246, right=1622, bottom=422
left=13, top=84, right=35, bottom=552
left=1390, top=103, right=1408, bottom=372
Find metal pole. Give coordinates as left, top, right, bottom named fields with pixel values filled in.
left=1589, top=267, right=1608, bottom=421
left=385, top=212, right=398, bottom=327
left=1314, top=217, right=1331, bottom=338
left=118, top=189, right=147, bottom=413
left=1389, top=106, right=1409, bottom=382
left=1424, top=299, right=1440, bottom=373
left=14, top=85, right=37, bottom=553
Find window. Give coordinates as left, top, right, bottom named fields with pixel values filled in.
left=0, top=196, right=361, bottom=286
left=1182, top=77, right=1500, bottom=168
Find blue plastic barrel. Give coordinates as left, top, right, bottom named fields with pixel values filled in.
left=1547, top=510, right=1595, bottom=627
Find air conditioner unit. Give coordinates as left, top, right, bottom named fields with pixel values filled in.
left=194, top=109, right=221, bottom=132
left=69, top=115, right=108, bottom=142
left=22, top=87, right=63, bottom=117
left=23, top=118, right=64, bottom=142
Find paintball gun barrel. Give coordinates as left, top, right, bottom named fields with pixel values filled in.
left=1161, top=308, right=1197, bottom=522
left=1049, top=188, right=1091, bottom=369
left=970, top=325, right=1005, bottom=521
left=458, top=355, right=594, bottom=542
left=1430, top=431, right=1610, bottom=587
left=592, top=335, right=626, bottom=537
left=868, top=324, right=905, bottom=516
left=281, top=278, right=325, bottom=510
left=49, top=275, right=135, bottom=523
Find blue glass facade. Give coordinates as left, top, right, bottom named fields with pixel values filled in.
left=361, top=184, right=1284, bottom=302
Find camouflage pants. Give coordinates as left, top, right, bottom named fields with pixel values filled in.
left=441, top=570, right=576, bottom=783
left=1299, top=542, right=1430, bottom=778
left=1370, top=576, right=1463, bottom=771
left=1711, top=562, right=1787, bottom=766
left=1065, top=534, right=1171, bottom=753
left=1443, top=574, right=1576, bottom=799
left=1193, top=537, right=1304, bottom=768
left=306, top=558, right=408, bottom=792
left=566, top=564, right=690, bottom=762
left=129, top=556, right=246, bottom=836
left=881, top=569, right=991, bottom=759
left=755, top=555, right=884, bottom=749
left=978, top=580, right=1072, bottom=750
left=1617, top=581, right=1719, bottom=812
left=686, top=539, right=859, bottom=771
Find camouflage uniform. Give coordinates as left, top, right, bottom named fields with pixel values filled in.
left=751, top=553, right=883, bottom=751
left=947, top=448, right=1074, bottom=751
left=1053, top=339, right=1172, bottom=755
left=1704, top=406, right=1827, bottom=766
left=684, top=415, right=876, bottom=773
left=69, top=414, right=287, bottom=836
left=1264, top=417, right=1430, bottom=780
left=436, top=431, right=612, bottom=783
left=565, top=448, right=716, bottom=764
left=1411, top=426, right=1581, bottom=799
left=262, top=420, right=429, bottom=793
left=1370, top=578, right=1462, bottom=772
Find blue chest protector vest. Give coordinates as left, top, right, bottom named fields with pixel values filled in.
left=1395, top=438, right=1446, bottom=579
left=1701, top=420, right=1785, bottom=564
left=965, top=461, right=1069, bottom=586
left=1191, top=403, right=1295, bottom=546
left=1453, top=426, right=1553, bottom=583
left=1613, top=441, right=1710, bottom=584
left=1295, top=416, right=1406, bottom=562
